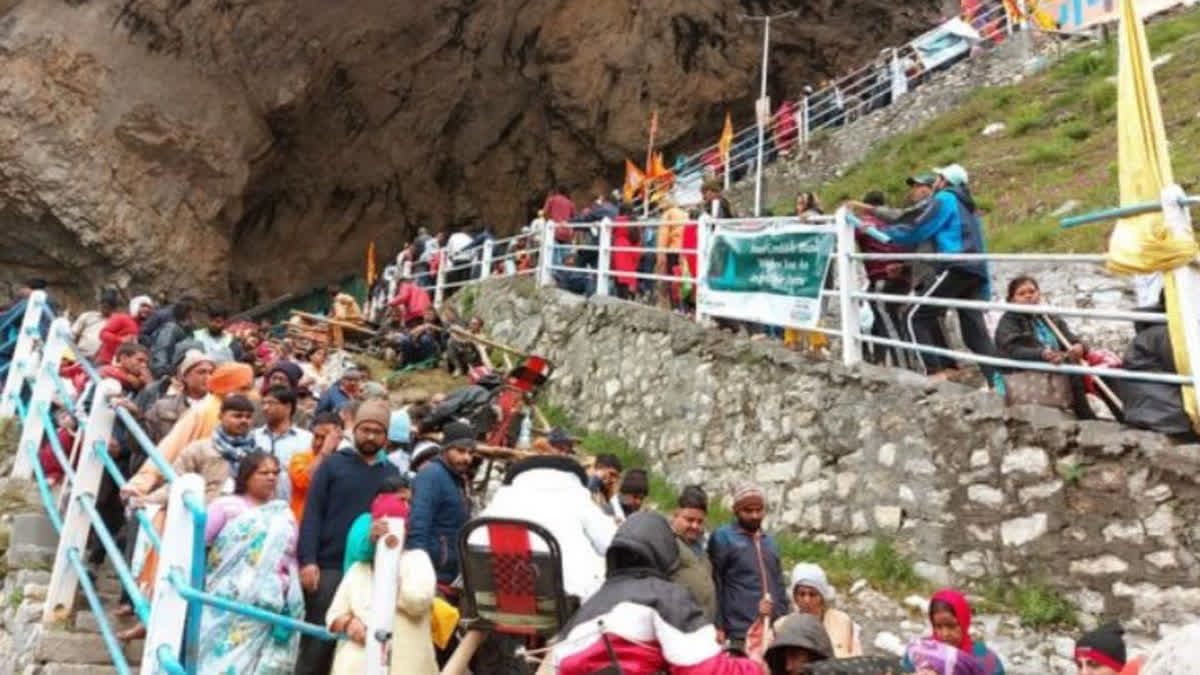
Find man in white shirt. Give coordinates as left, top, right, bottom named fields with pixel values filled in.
left=254, top=385, right=313, bottom=503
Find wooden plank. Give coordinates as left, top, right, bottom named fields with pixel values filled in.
left=289, top=310, right=379, bottom=336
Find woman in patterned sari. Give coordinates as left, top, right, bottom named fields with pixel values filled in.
left=198, top=451, right=304, bottom=675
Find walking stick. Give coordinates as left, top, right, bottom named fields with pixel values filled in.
left=1041, top=314, right=1124, bottom=412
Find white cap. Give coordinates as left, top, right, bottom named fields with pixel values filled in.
left=933, top=163, right=969, bottom=187
left=790, top=562, right=835, bottom=602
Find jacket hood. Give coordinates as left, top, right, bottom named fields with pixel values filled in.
left=945, top=185, right=977, bottom=213
left=765, top=614, right=834, bottom=667
left=503, top=454, right=588, bottom=486
left=606, top=511, right=679, bottom=577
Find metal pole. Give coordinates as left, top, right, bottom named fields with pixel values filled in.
left=753, top=16, right=769, bottom=217
left=836, top=207, right=862, bottom=367
left=596, top=219, right=612, bottom=298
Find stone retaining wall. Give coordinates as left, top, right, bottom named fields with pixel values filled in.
left=467, top=279, right=1200, bottom=630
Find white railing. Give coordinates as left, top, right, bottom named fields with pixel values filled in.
left=0, top=295, right=405, bottom=675
left=438, top=203, right=1199, bottom=409
left=637, top=0, right=1017, bottom=213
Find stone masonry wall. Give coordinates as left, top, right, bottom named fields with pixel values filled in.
left=469, top=279, right=1200, bottom=631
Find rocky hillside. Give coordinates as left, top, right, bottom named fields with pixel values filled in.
left=0, top=0, right=941, bottom=308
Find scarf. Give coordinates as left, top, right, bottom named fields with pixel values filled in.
left=1032, top=319, right=1060, bottom=351
left=212, top=425, right=256, bottom=466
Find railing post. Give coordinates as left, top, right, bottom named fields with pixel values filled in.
left=836, top=207, right=863, bottom=367
left=12, top=317, right=71, bottom=480
left=434, top=250, right=448, bottom=306
left=595, top=219, right=611, bottom=298
left=481, top=240, right=494, bottom=281
left=44, top=377, right=121, bottom=623
left=367, top=517, right=405, bottom=675
left=538, top=221, right=555, bottom=287
left=142, top=473, right=204, bottom=675
left=695, top=215, right=711, bottom=324
left=0, top=290, right=48, bottom=419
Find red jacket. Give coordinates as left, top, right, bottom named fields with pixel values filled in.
left=38, top=427, right=77, bottom=485
left=96, top=313, right=140, bottom=364
left=543, top=194, right=576, bottom=224
left=389, top=282, right=432, bottom=325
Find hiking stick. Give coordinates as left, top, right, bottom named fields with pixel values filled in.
left=1041, top=314, right=1123, bottom=412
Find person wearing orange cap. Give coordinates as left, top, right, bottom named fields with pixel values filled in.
left=118, top=360, right=255, bottom=626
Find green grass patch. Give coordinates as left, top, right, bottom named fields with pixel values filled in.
left=977, top=581, right=1078, bottom=629
left=804, top=5, right=1200, bottom=256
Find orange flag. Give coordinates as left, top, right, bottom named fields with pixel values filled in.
left=718, top=111, right=734, bottom=162
left=366, top=241, right=377, bottom=287
left=623, top=160, right=645, bottom=203
left=649, top=152, right=674, bottom=184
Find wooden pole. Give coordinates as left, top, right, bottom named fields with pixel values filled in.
left=1041, top=314, right=1124, bottom=412
left=439, top=629, right=488, bottom=675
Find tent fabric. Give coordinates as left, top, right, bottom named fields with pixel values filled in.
left=1109, top=0, right=1200, bottom=429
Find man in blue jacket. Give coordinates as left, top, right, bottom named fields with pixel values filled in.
left=406, top=421, right=474, bottom=585
left=295, top=399, right=399, bottom=675
left=856, top=167, right=998, bottom=384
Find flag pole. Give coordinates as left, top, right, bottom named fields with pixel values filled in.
left=644, top=110, right=657, bottom=218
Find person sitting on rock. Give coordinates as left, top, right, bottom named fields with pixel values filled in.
left=785, top=563, right=862, bottom=658
left=392, top=306, right=443, bottom=367
left=554, top=251, right=596, bottom=297
left=444, top=316, right=488, bottom=376
left=902, top=589, right=1005, bottom=675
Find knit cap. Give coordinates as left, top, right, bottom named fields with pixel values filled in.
left=355, top=399, right=391, bottom=431
left=1076, top=623, right=1126, bottom=671
left=733, top=482, right=765, bottom=509
left=176, top=349, right=213, bottom=378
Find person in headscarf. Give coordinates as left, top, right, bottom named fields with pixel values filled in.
left=786, top=563, right=862, bottom=658
left=326, top=479, right=447, bottom=675
left=1076, top=623, right=1127, bottom=675
left=764, top=613, right=833, bottom=674
left=903, top=589, right=1005, bottom=675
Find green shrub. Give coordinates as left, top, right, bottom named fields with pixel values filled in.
left=1058, top=50, right=1115, bottom=79
left=1024, top=139, right=1071, bottom=165
left=1010, top=104, right=1049, bottom=136
left=1059, top=120, right=1093, bottom=142
left=1085, top=80, right=1118, bottom=116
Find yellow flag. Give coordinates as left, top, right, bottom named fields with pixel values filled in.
left=366, top=241, right=377, bottom=287
left=1109, top=0, right=1200, bottom=427
left=717, top=112, right=734, bottom=162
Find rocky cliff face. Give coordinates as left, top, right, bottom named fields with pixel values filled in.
left=0, top=0, right=939, bottom=307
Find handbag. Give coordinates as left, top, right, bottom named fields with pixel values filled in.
left=1003, top=371, right=1073, bottom=410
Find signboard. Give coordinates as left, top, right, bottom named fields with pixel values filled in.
left=912, top=18, right=981, bottom=70
left=698, top=223, right=835, bottom=329
left=1038, top=0, right=1187, bottom=32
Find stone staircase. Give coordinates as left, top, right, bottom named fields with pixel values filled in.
left=0, top=477, right=144, bottom=674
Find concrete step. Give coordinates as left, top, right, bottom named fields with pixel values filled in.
left=73, top=608, right=140, bottom=634
left=34, top=629, right=142, bottom=666
left=40, top=665, right=122, bottom=675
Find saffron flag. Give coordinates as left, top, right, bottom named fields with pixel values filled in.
left=1108, top=0, right=1200, bottom=428
left=718, top=112, right=734, bottom=163
left=623, top=160, right=645, bottom=203
left=366, top=241, right=377, bottom=287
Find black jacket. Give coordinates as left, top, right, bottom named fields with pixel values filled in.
left=297, top=448, right=400, bottom=570
left=1118, top=325, right=1197, bottom=437
left=994, top=312, right=1079, bottom=363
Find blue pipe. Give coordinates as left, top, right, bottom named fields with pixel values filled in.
left=65, top=546, right=133, bottom=675
left=114, top=407, right=179, bottom=483
left=183, top=507, right=206, bottom=674
left=0, top=361, right=8, bottom=379
left=25, top=435, right=63, bottom=534
left=55, top=329, right=103, bottom=385
left=75, top=493, right=152, bottom=624
left=91, top=441, right=163, bottom=552
left=0, top=300, right=25, bottom=334
left=13, top=392, right=28, bottom=422
left=46, top=367, right=82, bottom=423
left=1060, top=196, right=1200, bottom=228
left=156, top=645, right=188, bottom=675
left=168, top=570, right=342, bottom=642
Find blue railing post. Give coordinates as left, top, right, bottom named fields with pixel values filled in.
left=0, top=290, right=47, bottom=419
left=43, top=377, right=121, bottom=624
left=13, top=317, right=72, bottom=480
left=142, top=473, right=205, bottom=674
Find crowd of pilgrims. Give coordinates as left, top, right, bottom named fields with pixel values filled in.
left=0, top=276, right=1191, bottom=675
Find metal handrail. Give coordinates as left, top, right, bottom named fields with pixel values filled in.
left=66, top=546, right=134, bottom=675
